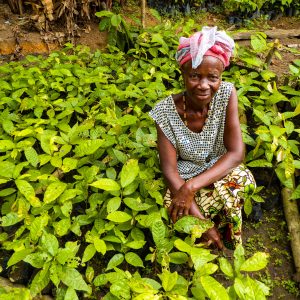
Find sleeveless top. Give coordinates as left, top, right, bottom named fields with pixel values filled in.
left=149, top=81, right=233, bottom=180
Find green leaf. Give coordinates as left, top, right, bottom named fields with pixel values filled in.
left=59, top=189, right=82, bottom=203
left=0, top=140, right=15, bottom=151
left=125, top=252, right=144, bottom=267
left=269, top=125, right=286, bottom=138
left=30, top=215, right=49, bottom=241
left=112, top=149, right=127, bottom=163
left=117, top=115, right=138, bottom=126
left=94, top=274, right=108, bottom=287
left=200, top=275, right=229, bottom=300
left=169, top=252, right=189, bottom=264
left=7, top=248, right=32, bottom=267
left=0, top=161, right=15, bottom=178
left=24, top=147, right=39, bottom=167
left=244, top=197, right=252, bottom=217
left=65, top=287, right=79, bottom=300
left=159, top=269, right=178, bottom=292
left=260, top=70, right=276, bottom=81
left=95, top=10, right=114, bottom=18
left=62, top=157, right=78, bottom=173
left=53, top=218, right=71, bottom=236
left=151, top=220, right=167, bottom=248
left=107, top=197, right=121, bottom=213
left=50, top=156, right=62, bottom=168
left=125, top=240, right=146, bottom=249
left=41, top=232, right=59, bottom=256
left=253, top=109, right=271, bottom=126
left=191, top=248, right=217, bottom=270
left=90, top=178, right=120, bottom=191
left=123, top=197, right=152, bottom=211
left=174, top=215, right=213, bottom=234
left=107, top=211, right=132, bottom=223
left=44, top=181, right=67, bottom=203
left=246, top=159, right=273, bottom=168
left=291, top=184, right=300, bottom=200
left=233, top=277, right=249, bottom=300
left=74, top=139, right=104, bottom=157
left=24, top=252, right=50, bottom=268
left=110, top=14, right=122, bottom=27
left=240, top=252, right=269, bottom=272
left=61, top=267, right=90, bottom=292
left=106, top=253, right=124, bottom=271
left=174, top=239, right=192, bottom=253
left=30, top=266, right=50, bottom=297
left=285, top=120, right=295, bottom=135
left=251, top=194, right=265, bottom=203
left=0, top=188, right=16, bottom=197
left=275, top=167, right=294, bottom=189
left=15, top=179, right=41, bottom=207
left=120, top=159, right=139, bottom=188
left=196, top=263, right=218, bottom=276
left=218, top=257, right=234, bottom=278
left=234, top=244, right=245, bottom=273
left=1, top=212, right=22, bottom=227
left=94, top=237, right=107, bottom=255
left=82, top=244, right=96, bottom=263
left=110, top=279, right=131, bottom=299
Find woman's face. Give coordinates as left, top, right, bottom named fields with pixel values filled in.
left=181, top=56, right=224, bottom=107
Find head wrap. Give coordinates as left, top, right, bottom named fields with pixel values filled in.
left=175, top=26, right=235, bottom=68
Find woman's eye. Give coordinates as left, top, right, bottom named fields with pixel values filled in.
left=209, top=75, right=219, bottom=81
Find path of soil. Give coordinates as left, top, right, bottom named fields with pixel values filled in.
left=0, top=1, right=300, bottom=298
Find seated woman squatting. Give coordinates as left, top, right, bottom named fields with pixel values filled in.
left=149, top=26, right=256, bottom=250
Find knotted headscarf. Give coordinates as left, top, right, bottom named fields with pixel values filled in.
left=175, top=26, right=235, bottom=68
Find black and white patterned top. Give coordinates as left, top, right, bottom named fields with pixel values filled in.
left=149, top=81, right=233, bottom=180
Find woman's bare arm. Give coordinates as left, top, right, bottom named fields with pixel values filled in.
left=156, top=124, right=184, bottom=195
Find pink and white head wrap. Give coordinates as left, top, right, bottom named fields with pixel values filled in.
left=175, top=26, right=235, bottom=68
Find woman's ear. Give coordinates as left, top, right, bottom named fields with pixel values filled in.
left=180, top=65, right=185, bottom=77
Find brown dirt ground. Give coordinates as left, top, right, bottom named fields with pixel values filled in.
left=0, top=1, right=300, bottom=298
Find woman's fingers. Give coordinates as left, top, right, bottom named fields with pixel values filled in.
left=206, top=228, right=224, bottom=250
left=168, top=202, right=187, bottom=223
left=184, top=207, right=189, bottom=216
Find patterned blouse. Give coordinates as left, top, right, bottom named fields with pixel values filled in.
left=149, top=81, right=233, bottom=180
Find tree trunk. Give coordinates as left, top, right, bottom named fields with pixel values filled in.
left=281, top=188, right=300, bottom=282
left=141, top=0, right=146, bottom=29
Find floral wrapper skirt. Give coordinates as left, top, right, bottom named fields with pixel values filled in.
left=164, top=164, right=256, bottom=249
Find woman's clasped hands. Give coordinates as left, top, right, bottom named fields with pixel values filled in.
left=167, top=184, right=194, bottom=223
left=168, top=184, right=224, bottom=250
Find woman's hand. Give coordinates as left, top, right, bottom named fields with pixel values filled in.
left=168, top=183, right=194, bottom=223
left=202, top=226, right=224, bottom=250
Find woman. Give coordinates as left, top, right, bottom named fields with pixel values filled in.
left=149, top=26, right=255, bottom=250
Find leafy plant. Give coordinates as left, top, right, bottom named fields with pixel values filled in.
left=0, top=17, right=296, bottom=299
left=95, top=10, right=135, bottom=51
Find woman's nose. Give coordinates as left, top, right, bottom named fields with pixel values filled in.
left=197, top=78, right=209, bottom=89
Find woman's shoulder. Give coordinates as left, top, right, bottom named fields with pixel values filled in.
left=149, top=94, right=174, bottom=120
left=153, top=94, right=174, bottom=110
left=220, top=81, right=234, bottom=91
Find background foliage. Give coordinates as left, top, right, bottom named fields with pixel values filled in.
left=5, top=0, right=300, bottom=38
left=0, top=7, right=300, bottom=300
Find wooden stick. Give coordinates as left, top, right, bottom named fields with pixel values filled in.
left=272, top=103, right=300, bottom=282
left=281, top=188, right=300, bottom=282
left=141, top=0, right=146, bottom=29
left=232, top=29, right=300, bottom=40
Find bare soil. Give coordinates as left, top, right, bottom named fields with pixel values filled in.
left=0, top=1, right=300, bottom=298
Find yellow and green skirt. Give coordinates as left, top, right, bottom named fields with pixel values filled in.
left=164, top=164, right=256, bottom=249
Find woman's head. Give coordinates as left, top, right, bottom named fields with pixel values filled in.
left=175, top=26, right=235, bottom=69
left=181, top=56, right=223, bottom=106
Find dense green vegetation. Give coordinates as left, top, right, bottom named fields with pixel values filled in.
left=148, top=0, right=300, bottom=19
left=0, top=13, right=300, bottom=299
